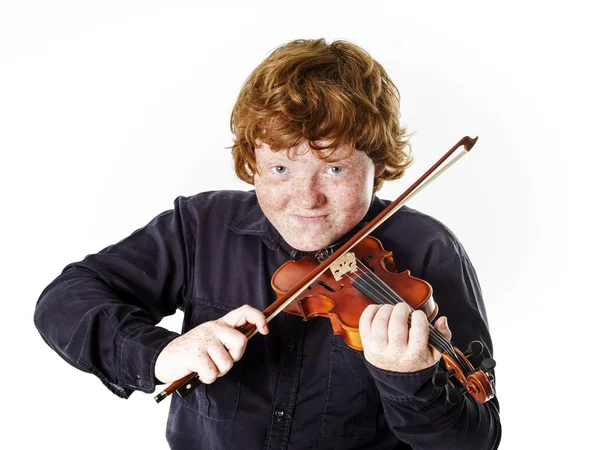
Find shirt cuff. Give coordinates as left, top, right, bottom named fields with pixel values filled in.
left=117, top=325, right=180, bottom=394
left=365, top=359, right=444, bottom=404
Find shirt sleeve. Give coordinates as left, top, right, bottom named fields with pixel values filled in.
left=33, top=196, right=193, bottom=398
left=365, top=246, right=502, bottom=449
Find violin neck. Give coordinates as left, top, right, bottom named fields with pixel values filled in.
left=351, top=275, right=449, bottom=353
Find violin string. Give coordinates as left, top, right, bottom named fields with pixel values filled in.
left=350, top=260, right=473, bottom=375
left=353, top=261, right=473, bottom=375
left=342, top=260, right=470, bottom=373
left=342, top=262, right=453, bottom=355
left=346, top=263, right=470, bottom=375
left=346, top=261, right=452, bottom=353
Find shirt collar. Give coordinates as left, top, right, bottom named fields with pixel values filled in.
left=227, top=193, right=287, bottom=252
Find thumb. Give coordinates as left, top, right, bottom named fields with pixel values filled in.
left=434, top=316, right=451, bottom=340
left=430, top=316, right=452, bottom=362
left=220, top=305, right=269, bottom=335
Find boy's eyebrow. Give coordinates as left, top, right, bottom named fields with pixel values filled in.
left=259, top=153, right=288, bottom=164
left=262, top=149, right=308, bottom=163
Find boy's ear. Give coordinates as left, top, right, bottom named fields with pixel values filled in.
left=374, top=163, right=386, bottom=178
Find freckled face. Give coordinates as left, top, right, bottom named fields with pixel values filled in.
left=253, top=142, right=383, bottom=251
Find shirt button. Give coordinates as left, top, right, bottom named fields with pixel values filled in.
left=275, top=409, right=285, bottom=421
left=285, top=339, right=296, bottom=352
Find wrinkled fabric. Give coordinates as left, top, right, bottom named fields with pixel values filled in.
left=35, top=190, right=501, bottom=449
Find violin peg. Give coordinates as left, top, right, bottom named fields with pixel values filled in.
left=432, top=371, right=452, bottom=387
left=432, top=372, right=447, bottom=387
left=479, top=358, right=496, bottom=373
left=447, top=386, right=466, bottom=405
left=463, top=340, right=483, bottom=358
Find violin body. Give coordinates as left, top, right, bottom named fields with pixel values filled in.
left=271, top=236, right=438, bottom=351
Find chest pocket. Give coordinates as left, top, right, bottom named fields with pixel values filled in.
left=179, top=299, right=244, bottom=423
left=320, top=334, right=380, bottom=440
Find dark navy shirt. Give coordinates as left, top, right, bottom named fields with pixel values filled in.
left=34, top=191, right=501, bottom=449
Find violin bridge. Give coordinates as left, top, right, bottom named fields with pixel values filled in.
left=330, top=253, right=357, bottom=281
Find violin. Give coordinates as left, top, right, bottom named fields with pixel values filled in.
left=154, top=136, right=496, bottom=405
left=273, top=235, right=495, bottom=404
left=273, top=235, right=438, bottom=351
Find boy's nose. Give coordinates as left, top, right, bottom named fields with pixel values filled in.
left=297, top=177, right=326, bottom=209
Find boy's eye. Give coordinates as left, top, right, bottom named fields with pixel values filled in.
left=272, top=166, right=288, bottom=174
left=328, top=167, right=344, bottom=175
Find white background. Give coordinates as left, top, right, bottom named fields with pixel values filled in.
left=1, top=1, right=598, bottom=449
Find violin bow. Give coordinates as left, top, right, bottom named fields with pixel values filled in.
left=154, top=135, right=478, bottom=404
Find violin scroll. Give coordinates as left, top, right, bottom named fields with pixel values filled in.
left=432, top=340, right=496, bottom=404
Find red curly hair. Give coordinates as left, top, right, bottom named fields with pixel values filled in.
left=230, top=38, right=412, bottom=192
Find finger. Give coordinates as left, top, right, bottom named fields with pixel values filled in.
left=214, top=326, right=248, bottom=361
left=207, top=343, right=235, bottom=376
left=220, top=305, right=269, bottom=335
left=195, top=350, right=219, bottom=384
left=371, top=304, right=394, bottom=347
left=407, top=310, right=429, bottom=351
left=433, top=316, right=451, bottom=340
left=388, top=303, right=410, bottom=350
left=359, top=304, right=380, bottom=345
